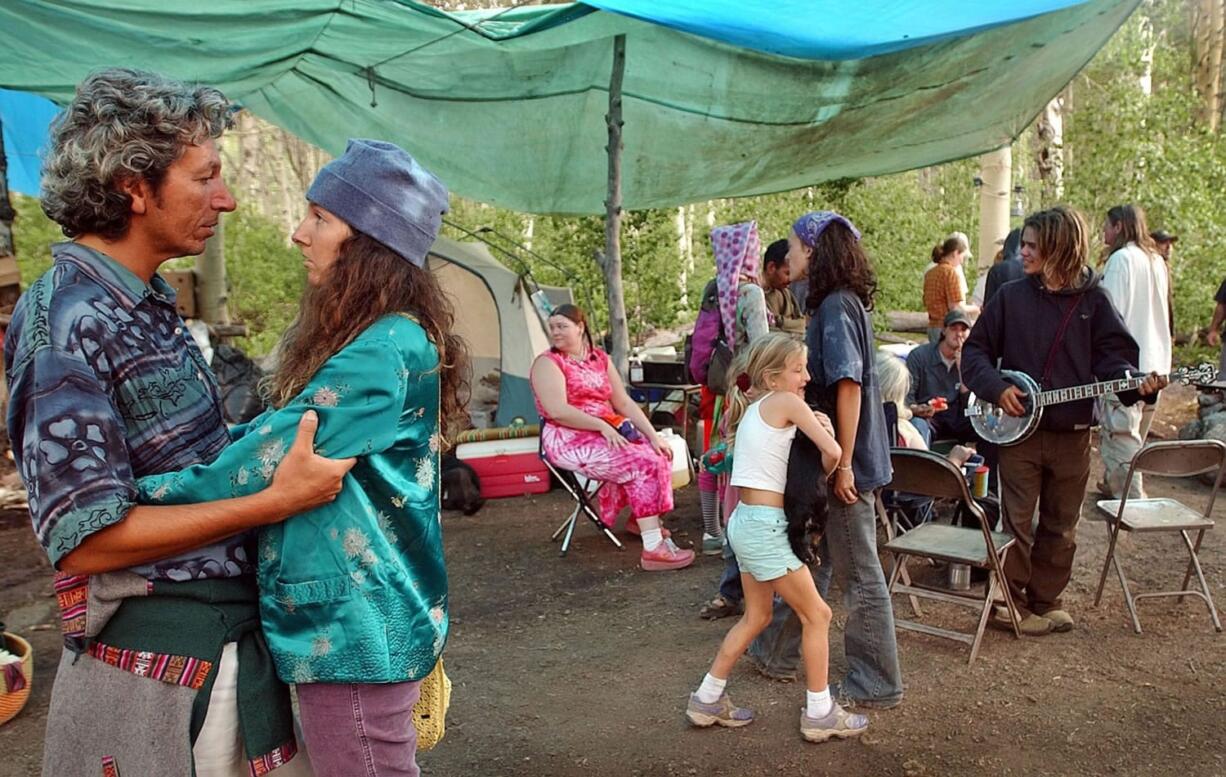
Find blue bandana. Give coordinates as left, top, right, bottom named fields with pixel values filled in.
left=791, top=211, right=861, bottom=247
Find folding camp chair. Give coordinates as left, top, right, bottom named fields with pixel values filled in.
left=878, top=403, right=938, bottom=536
left=538, top=435, right=624, bottom=557
left=1093, top=440, right=1224, bottom=635
left=882, top=448, right=1021, bottom=664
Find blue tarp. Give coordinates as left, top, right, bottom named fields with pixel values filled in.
left=0, top=88, right=58, bottom=196
left=590, top=0, right=1088, bottom=59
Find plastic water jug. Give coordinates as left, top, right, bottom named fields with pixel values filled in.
left=658, top=428, right=692, bottom=489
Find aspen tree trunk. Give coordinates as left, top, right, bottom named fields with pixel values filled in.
left=977, top=147, right=1011, bottom=274
left=237, top=111, right=263, bottom=214
left=196, top=222, right=230, bottom=325
left=1035, top=97, right=1065, bottom=205
left=675, top=206, right=688, bottom=308
left=1193, top=0, right=1223, bottom=131
left=1138, top=9, right=1156, bottom=98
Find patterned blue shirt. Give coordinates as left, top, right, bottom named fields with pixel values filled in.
left=4, top=242, right=250, bottom=580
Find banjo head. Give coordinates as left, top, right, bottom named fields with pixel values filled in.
left=968, top=370, right=1042, bottom=446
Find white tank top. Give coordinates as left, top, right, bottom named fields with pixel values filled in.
left=729, top=393, right=797, bottom=494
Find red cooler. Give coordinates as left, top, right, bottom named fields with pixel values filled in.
left=454, top=436, right=551, bottom=499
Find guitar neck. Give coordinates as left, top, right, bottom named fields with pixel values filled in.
left=1036, top=375, right=1150, bottom=407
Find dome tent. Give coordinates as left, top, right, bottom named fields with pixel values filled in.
left=427, top=235, right=573, bottom=427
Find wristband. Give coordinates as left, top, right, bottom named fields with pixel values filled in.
left=836, top=464, right=853, bottom=472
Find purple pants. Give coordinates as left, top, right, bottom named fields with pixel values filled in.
left=296, top=680, right=422, bottom=777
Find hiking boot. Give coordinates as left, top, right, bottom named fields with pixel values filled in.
left=993, top=605, right=1052, bottom=636
left=699, top=594, right=741, bottom=620
left=701, top=533, right=725, bottom=556
left=1041, top=608, right=1074, bottom=633
left=686, top=692, right=754, bottom=728
left=799, top=703, right=868, bottom=743
left=641, top=539, right=695, bottom=571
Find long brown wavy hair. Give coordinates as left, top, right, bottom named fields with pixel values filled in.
left=1023, top=205, right=1090, bottom=291
left=804, top=220, right=879, bottom=312
left=269, top=232, right=469, bottom=435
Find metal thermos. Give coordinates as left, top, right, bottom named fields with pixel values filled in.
left=947, top=563, right=971, bottom=591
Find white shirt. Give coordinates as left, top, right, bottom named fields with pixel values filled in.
left=1100, top=242, right=1172, bottom=374
left=729, top=394, right=797, bottom=494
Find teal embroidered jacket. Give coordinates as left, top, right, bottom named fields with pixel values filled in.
left=137, top=314, right=447, bottom=684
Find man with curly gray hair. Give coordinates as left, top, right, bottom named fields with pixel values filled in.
left=5, top=68, right=349, bottom=776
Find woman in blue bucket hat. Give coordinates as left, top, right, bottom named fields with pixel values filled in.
left=138, top=139, right=465, bottom=776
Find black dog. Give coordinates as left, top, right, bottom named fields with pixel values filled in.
left=441, top=455, right=484, bottom=516
left=783, top=433, right=830, bottom=565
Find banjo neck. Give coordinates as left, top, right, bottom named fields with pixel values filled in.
left=1034, top=374, right=1154, bottom=408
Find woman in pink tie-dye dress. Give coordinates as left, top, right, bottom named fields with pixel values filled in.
left=531, top=304, right=694, bottom=571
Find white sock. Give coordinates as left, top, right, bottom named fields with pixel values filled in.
left=640, top=527, right=664, bottom=551
left=806, top=687, right=833, bottom=718
left=696, top=673, right=727, bottom=704
left=637, top=516, right=664, bottom=551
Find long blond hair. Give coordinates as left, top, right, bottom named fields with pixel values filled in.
left=722, top=333, right=806, bottom=451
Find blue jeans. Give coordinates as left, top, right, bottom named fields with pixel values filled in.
left=748, top=490, right=903, bottom=704
left=717, top=534, right=743, bottom=603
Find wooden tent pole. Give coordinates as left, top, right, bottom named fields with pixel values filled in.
left=601, top=34, right=630, bottom=378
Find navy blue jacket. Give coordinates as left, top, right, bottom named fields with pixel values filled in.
left=962, top=268, right=1146, bottom=432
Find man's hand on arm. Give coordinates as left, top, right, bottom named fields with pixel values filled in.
left=59, top=412, right=354, bottom=576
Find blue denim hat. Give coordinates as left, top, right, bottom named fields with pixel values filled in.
left=306, top=139, right=449, bottom=267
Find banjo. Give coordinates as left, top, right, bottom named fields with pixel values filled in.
left=965, top=363, right=1217, bottom=446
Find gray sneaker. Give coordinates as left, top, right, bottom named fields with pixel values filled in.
left=800, top=703, right=869, bottom=743
left=686, top=692, right=755, bottom=728
left=701, top=533, right=725, bottom=556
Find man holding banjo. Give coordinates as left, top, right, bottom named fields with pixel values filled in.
left=961, top=206, right=1167, bottom=637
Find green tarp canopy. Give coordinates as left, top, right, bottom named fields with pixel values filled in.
left=0, top=0, right=1137, bottom=214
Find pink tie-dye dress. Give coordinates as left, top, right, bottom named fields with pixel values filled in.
left=536, top=348, right=674, bottom=525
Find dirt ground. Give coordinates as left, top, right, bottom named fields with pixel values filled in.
left=1, top=384, right=1224, bottom=777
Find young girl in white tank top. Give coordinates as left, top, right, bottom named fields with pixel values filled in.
left=685, top=333, right=870, bottom=742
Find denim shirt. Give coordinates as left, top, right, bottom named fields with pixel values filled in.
left=4, top=242, right=243, bottom=580
left=137, top=314, right=447, bottom=684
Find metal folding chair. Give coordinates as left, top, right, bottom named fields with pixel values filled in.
left=538, top=434, right=624, bottom=557
left=1092, top=439, right=1224, bottom=634
left=882, top=448, right=1021, bottom=664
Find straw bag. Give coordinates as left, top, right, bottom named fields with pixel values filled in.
left=0, top=629, right=33, bottom=728
left=412, top=657, right=451, bottom=752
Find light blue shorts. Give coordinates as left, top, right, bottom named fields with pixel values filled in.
left=726, top=503, right=804, bottom=582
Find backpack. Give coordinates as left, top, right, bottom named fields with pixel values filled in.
left=685, top=279, right=734, bottom=394
left=441, top=454, right=484, bottom=515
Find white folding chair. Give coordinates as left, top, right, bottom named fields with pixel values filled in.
left=1093, top=440, right=1224, bottom=634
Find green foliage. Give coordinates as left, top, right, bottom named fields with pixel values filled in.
left=11, top=194, right=61, bottom=282
left=1061, top=0, right=1226, bottom=339
left=224, top=206, right=305, bottom=356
